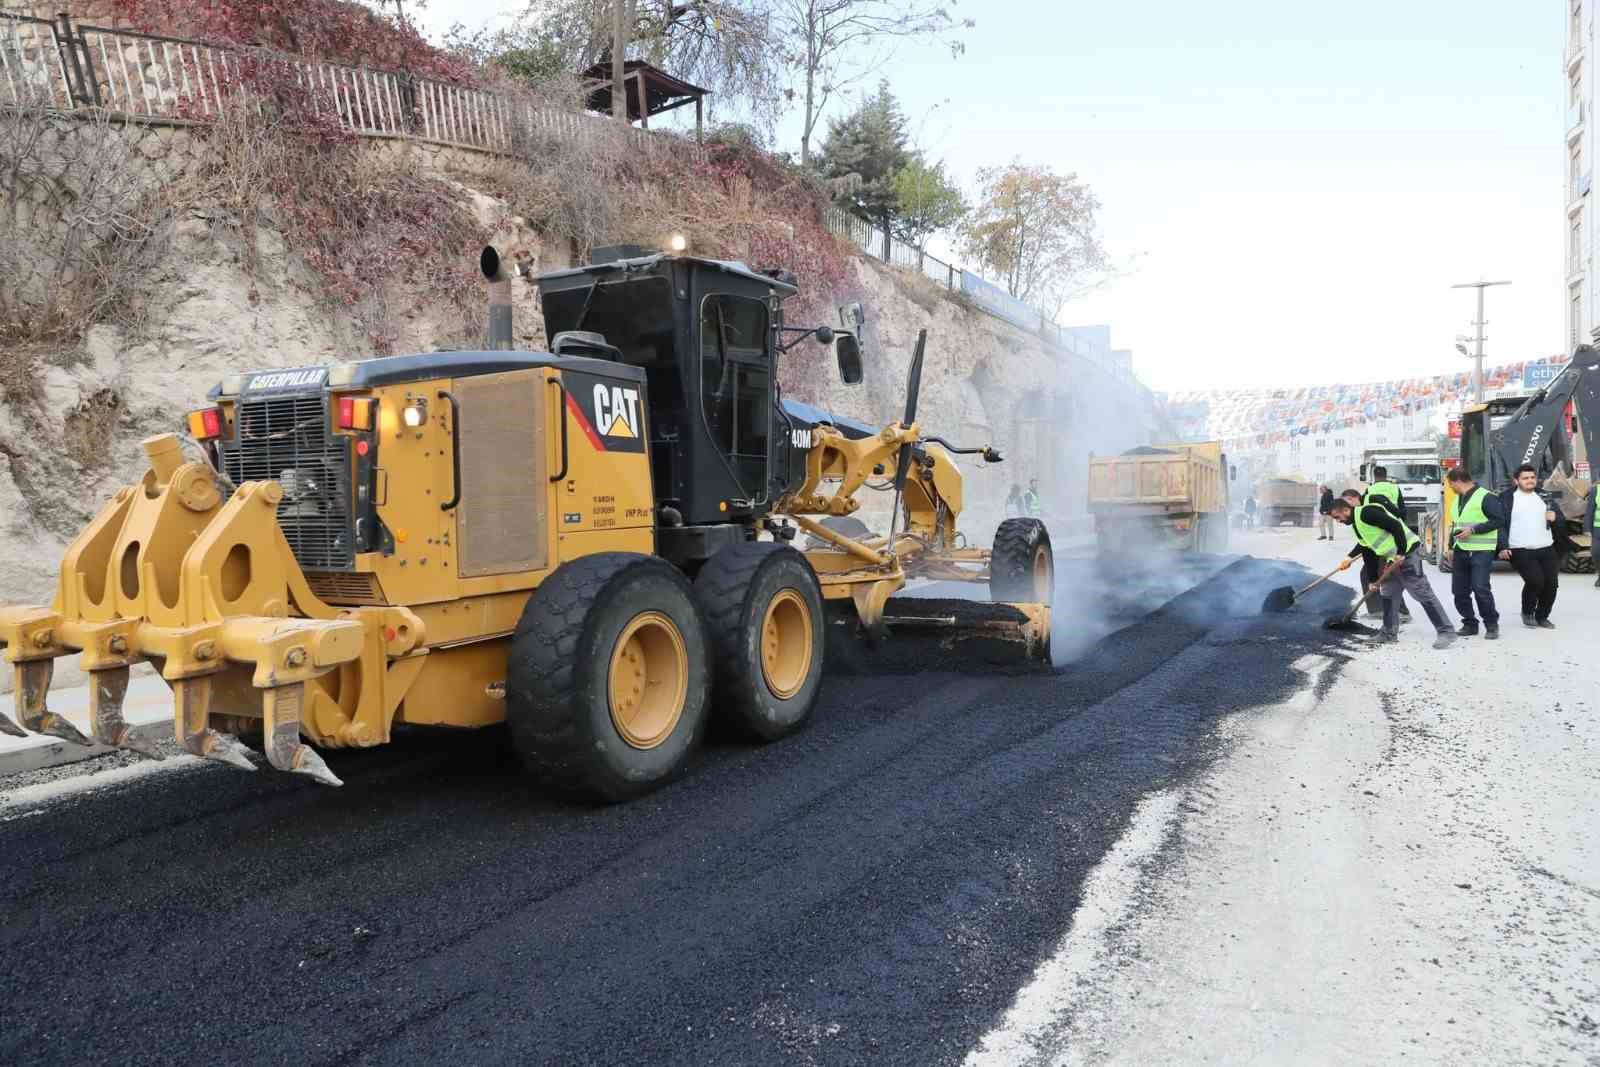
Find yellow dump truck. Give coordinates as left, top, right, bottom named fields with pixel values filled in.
left=1254, top=476, right=1320, bottom=527
left=1087, top=441, right=1231, bottom=551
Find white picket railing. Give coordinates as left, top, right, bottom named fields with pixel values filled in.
left=0, top=10, right=688, bottom=159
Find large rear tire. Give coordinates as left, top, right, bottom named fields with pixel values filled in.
left=991, top=518, right=1054, bottom=603
left=506, top=553, right=710, bottom=802
left=1561, top=550, right=1594, bottom=574
left=693, top=542, right=825, bottom=742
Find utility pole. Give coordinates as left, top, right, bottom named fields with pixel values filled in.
left=1450, top=279, right=1512, bottom=403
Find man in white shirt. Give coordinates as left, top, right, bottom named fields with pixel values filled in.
left=1497, top=464, right=1559, bottom=629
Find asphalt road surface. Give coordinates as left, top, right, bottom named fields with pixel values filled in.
left=1, top=554, right=1355, bottom=1067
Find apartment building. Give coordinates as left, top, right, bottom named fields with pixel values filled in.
left=1571, top=0, right=1595, bottom=347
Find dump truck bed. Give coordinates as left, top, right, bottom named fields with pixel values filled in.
left=1087, top=442, right=1229, bottom=551
left=1087, top=442, right=1227, bottom=514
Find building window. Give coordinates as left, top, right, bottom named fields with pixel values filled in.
left=1573, top=143, right=1584, bottom=195
left=1576, top=1, right=1585, bottom=51
left=1315, top=438, right=1326, bottom=448
left=1572, top=283, right=1585, bottom=348
left=1334, top=438, right=1345, bottom=447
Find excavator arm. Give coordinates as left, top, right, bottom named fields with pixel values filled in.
left=1488, top=347, right=1600, bottom=483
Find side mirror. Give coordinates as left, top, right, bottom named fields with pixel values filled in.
left=838, top=301, right=865, bottom=331
left=835, top=332, right=863, bottom=385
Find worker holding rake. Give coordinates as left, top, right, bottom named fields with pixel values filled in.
left=1329, top=490, right=1456, bottom=649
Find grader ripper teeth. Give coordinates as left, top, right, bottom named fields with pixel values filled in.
left=0, top=434, right=410, bottom=787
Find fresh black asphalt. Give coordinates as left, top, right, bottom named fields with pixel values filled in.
left=0, top=555, right=1356, bottom=1066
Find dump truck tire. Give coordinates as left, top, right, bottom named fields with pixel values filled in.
left=694, top=542, right=825, bottom=742
left=1561, top=551, right=1594, bottom=574
left=991, top=518, right=1054, bottom=603
left=506, top=552, right=710, bottom=803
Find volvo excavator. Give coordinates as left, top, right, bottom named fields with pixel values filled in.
left=0, top=245, right=1052, bottom=800
left=1436, top=346, right=1600, bottom=573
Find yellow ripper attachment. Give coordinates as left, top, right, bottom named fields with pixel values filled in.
left=0, top=435, right=369, bottom=786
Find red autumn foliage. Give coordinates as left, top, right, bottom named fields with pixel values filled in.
left=107, top=0, right=472, bottom=84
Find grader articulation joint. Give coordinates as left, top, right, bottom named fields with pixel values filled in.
left=0, top=245, right=1053, bottom=799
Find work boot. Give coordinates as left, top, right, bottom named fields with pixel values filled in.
left=1522, top=613, right=1537, bottom=628
left=1537, top=619, right=1556, bottom=630
left=1375, top=629, right=1399, bottom=643
left=1456, top=621, right=1479, bottom=637
left=1484, top=624, right=1500, bottom=640
left=1433, top=630, right=1457, bottom=650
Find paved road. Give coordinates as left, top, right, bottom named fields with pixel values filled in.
left=0, top=554, right=1353, bottom=1066
left=974, top=528, right=1600, bottom=1067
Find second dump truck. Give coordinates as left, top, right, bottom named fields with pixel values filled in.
left=1254, top=475, right=1320, bottom=527
left=1088, top=441, right=1232, bottom=551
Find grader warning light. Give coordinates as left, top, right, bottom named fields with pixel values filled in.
left=187, top=408, right=222, bottom=440
left=0, top=244, right=1053, bottom=802
left=336, top=395, right=374, bottom=431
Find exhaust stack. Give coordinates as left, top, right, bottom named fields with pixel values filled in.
left=481, top=245, right=513, bottom=351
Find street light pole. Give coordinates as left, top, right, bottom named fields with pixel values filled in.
left=1450, top=279, right=1512, bottom=403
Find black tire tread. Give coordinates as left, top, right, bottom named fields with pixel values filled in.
left=992, top=517, right=1052, bottom=603
left=507, top=552, right=698, bottom=797
left=693, top=542, right=824, bottom=740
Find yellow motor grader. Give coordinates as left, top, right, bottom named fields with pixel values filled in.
left=0, top=246, right=1052, bottom=800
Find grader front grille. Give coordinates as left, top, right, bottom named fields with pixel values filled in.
left=221, top=394, right=355, bottom=571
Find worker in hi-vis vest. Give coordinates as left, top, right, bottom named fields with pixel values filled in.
left=1444, top=467, right=1504, bottom=639
left=1329, top=489, right=1456, bottom=648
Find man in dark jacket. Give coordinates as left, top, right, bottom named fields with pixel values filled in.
left=1329, top=490, right=1455, bottom=647
left=1317, top=485, right=1336, bottom=540
left=1444, top=467, right=1503, bottom=639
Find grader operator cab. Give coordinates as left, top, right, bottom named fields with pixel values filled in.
left=0, top=245, right=1053, bottom=800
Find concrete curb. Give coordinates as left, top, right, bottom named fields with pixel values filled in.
left=0, top=676, right=173, bottom=778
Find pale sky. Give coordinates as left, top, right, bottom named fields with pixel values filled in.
left=417, top=1, right=1565, bottom=393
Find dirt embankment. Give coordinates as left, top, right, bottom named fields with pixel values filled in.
left=0, top=136, right=1156, bottom=620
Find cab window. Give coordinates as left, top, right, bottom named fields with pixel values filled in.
left=699, top=295, right=770, bottom=495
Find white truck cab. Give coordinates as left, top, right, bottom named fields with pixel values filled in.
left=1360, top=443, right=1442, bottom=524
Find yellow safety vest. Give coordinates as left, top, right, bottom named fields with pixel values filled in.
left=1353, top=504, right=1418, bottom=560
left=1365, top=481, right=1401, bottom=508
left=1453, top=486, right=1497, bottom=551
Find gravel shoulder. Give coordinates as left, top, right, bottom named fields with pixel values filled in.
left=973, top=528, right=1600, bottom=1066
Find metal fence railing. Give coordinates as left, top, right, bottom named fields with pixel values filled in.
left=0, top=10, right=690, bottom=158
left=820, top=203, right=1149, bottom=398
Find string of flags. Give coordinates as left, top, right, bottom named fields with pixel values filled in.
left=1165, top=355, right=1571, bottom=450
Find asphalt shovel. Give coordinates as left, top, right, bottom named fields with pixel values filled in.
left=1324, top=558, right=1402, bottom=632
left=1260, top=562, right=1344, bottom=613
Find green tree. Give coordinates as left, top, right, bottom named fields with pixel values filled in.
left=959, top=161, right=1107, bottom=316
left=814, top=82, right=910, bottom=237
left=890, top=155, right=965, bottom=250
left=774, top=0, right=971, bottom=167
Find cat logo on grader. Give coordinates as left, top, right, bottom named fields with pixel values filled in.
left=0, top=245, right=1052, bottom=800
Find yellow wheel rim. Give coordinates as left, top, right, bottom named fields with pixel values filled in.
left=760, top=588, right=812, bottom=700
left=1032, top=545, right=1054, bottom=601
left=608, top=611, right=688, bottom=750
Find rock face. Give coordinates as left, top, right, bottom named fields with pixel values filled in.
left=0, top=155, right=1162, bottom=642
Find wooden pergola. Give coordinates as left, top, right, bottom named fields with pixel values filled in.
left=582, top=59, right=710, bottom=142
